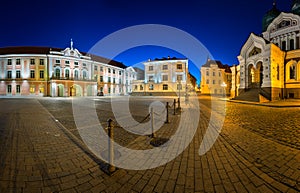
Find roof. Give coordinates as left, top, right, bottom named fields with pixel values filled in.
left=0, top=46, right=127, bottom=69
left=202, top=59, right=232, bottom=73
left=150, top=56, right=187, bottom=61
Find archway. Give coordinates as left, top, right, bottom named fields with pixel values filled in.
left=70, top=84, right=82, bottom=96
left=57, top=84, right=64, bottom=97
left=248, top=64, right=255, bottom=88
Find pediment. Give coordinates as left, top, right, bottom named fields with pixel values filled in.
left=266, top=12, right=300, bottom=33
left=240, top=33, right=267, bottom=59
left=62, top=48, right=82, bottom=58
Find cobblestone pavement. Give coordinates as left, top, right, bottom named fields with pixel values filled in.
left=0, top=96, right=299, bottom=192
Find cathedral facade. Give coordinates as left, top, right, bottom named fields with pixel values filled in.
left=231, top=0, right=300, bottom=101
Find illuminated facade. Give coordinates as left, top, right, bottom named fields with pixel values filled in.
left=200, top=59, right=232, bottom=95
left=132, top=57, right=190, bottom=95
left=0, top=42, right=136, bottom=97
left=232, top=1, right=300, bottom=101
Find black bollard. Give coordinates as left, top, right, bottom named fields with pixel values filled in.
left=165, top=102, right=169, bottom=123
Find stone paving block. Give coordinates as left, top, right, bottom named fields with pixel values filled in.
left=153, top=179, right=167, bottom=192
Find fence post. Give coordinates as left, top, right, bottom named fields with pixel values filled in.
left=150, top=107, right=155, bottom=138
left=173, top=99, right=176, bottom=115
left=165, top=102, right=169, bottom=123
left=107, top=119, right=115, bottom=173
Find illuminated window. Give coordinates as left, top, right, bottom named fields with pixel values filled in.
left=40, top=70, right=44, bottom=79
left=16, top=59, right=21, bottom=65
left=7, top=59, right=12, bottom=65
left=16, top=85, right=21, bottom=93
left=177, top=64, right=182, bottom=70
left=7, top=71, right=12, bottom=79
left=40, top=59, right=44, bottom=65
left=162, top=75, right=168, bottom=81
left=30, top=70, right=35, bottom=78
left=162, top=65, right=168, bottom=70
left=39, top=86, right=44, bottom=94
left=16, top=70, right=21, bottom=78
left=30, top=59, right=35, bottom=65
left=65, top=69, right=69, bottom=78
left=30, top=85, right=35, bottom=93
left=149, top=66, right=153, bottom=71
left=163, top=84, right=168, bottom=90
left=7, top=85, right=12, bottom=93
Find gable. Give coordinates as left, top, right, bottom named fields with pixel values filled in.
left=239, top=33, right=268, bottom=60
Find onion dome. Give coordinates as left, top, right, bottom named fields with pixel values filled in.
left=292, top=0, right=300, bottom=15
left=262, top=2, right=281, bottom=32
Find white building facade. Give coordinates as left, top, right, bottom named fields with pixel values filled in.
left=132, top=57, right=189, bottom=96
left=0, top=42, right=136, bottom=97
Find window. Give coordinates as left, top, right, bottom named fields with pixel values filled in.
left=16, top=85, right=21, bottom=93
left=149, top=75, right=154, bottom=81
left=100, top=67, right=103, bottom=72
left=149, top=66, right=153, bottom=71
left=162, top=75, right=168, bottom=81
left=100, top=76, right=103, bottom=82
left=113, top=78, right=116, bottom=83
left=16, top=70, right=21, bottom=78
left=162, top=65, right=168, bottom=70
left=83, top=71, right=87, bottom=79
left=83, top=63, right=87, bottom=67
left=74, top=61, right=79, bottom=66
left=7, top=59, right=12, bottom=65
left=55, top=59, right=60, bottom=64
left=140, top=85, right=143, bottom=91
left=290, top=39, right=295, bottom=50
left=213, top=80, right=215, bottom=84
left=119, top=78, right=122, bottom=84
left=108, top=77, right=111, bottom=83
left=177, top=84, right=182, bottom=90
left=177, top=64, right=182, bottom=70
left=113, top=69, right=115, bottom=74
left=213, top=72, right=215, bottom=76
left=16, top=59, right=21, bottom=65
left=219, top=72, right=221, bottom=77
left=282, top=41, right=286, bottom=51
left=108, top=68, right=111, bottom=73
left=94, top=75, right=98, bottom=81
left=290, top=65, right=296, bottom=79
left=177, top=75, right=182, bottom=81
left=30, top=85, right=35, bottom=94
left=94, top=66, right=98, bottom=71
left=40, top=59, right=44, bottom=65
left=206, top=79, right=209, bottom=84
left=30, top=59, right=35, bottom=65
left=55, top=69, right=60, bottom=78
left=119, top=71, right=121, bottom=75
left=65, top=69, right=70, bottom=78
left=74, top=70, right=79, bottom=79
left=163, top=84, right=168, bottom=90
left=206, top=71, right=209, bottom=76
left=65, top=60, right=70, bottom=65
left=108, top=87, right=111, bottom=93
left=149, top=84, right=154, bottom=90
left=30, top=70, right=35, bottom=78
left=40, top=71, right=44, bottom=79
left=7, top=71, right=12, bottom=79
left=7, top=85, right=12, bottom=93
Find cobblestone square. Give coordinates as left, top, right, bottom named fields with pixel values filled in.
left=0, top=96, right=299, bottom=192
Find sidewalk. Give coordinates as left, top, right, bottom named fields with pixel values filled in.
left=227, top=98, right=300, bottom=107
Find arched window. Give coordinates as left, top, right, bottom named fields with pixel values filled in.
left=83, top=71, right=87, bottom=80
left=74, top=70, right=78, bottom=80
left=290, top=39, right=295, bottom=50
left=65, top=69, right=70, bottom=78
left=290, top=65, right=296, bottom=79
left=55, top=68, right=60, bottom=78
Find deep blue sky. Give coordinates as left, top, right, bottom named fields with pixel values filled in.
left=0, top=0, right=291, bottom=83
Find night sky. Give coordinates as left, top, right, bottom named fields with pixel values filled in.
left=0, top=0, right=291, bottom=83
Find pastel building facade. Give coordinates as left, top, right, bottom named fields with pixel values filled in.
left=0, top=43, right=136, bottom=97
left=200, top=59, right=232, bottom=95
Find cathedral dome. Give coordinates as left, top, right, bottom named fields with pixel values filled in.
left=292, top=0, right=300, bottom=15
left=262, top=2, right=281, bottom=32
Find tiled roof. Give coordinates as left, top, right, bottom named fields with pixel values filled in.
left=0, top=46, right=127, bottom=69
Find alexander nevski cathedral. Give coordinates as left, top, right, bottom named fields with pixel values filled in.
left=231, top=0, right=300, bottom=101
